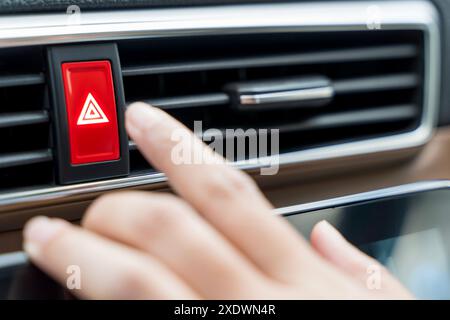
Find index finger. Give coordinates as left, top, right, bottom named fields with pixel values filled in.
left=125, top=102, right=319, bottom=281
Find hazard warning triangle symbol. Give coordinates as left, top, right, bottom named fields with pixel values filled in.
left=77, top=93, right=109, bottom=125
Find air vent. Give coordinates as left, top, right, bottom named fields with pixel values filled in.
left=119, top=30, right=425, bottom=173
left=0, top=46, right=54, bottom=191
left=0, top=1, right=440, bottom=209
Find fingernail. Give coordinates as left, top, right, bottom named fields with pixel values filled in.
left=315, top=220, right=345, bottom=243
left=317, top=220, right=334, bottom=230
left=23, top=217, right=67, bottom=257
left=314, top=220, right=356, bottom=256
left=126, top=102, right=162, bottom=132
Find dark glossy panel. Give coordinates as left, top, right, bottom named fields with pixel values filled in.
left=287, top=188, right=450, bottom=299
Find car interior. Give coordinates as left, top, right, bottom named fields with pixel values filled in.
left=0, top=0, right=450, bottom=299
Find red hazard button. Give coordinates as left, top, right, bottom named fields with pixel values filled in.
left=61, top=60, right=120, bottom=165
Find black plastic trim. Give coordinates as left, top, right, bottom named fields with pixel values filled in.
left=0, top=0, right=290, bottom=14
left=121, top=44, right=417, bottom=76
left=0, top=111, right=49, bottom=129
left=0, top=150, right=52, bottom=169
left=0, top=74, right=45, bottom=88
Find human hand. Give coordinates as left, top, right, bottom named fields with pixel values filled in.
left=23, top=102, right=412, bottom=299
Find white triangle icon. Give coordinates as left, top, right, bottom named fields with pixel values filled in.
left=77, top=93, right=109, bottom=125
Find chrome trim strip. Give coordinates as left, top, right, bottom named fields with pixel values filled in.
left=240, top=87, right=335, bottom=106
left=0, top=1, right=441, bottom=209
left=274, top=180, right=450, bottom=216
left=2, top=180, right=450, bottom=267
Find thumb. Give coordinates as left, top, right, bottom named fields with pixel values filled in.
left=310, top=220, right=412, bottom=298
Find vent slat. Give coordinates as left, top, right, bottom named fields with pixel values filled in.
left=129, top=140, right=137, bottom=150
left=0, top=149, right=52, bottom=169
left=0, top=44, right=53, bottom=191
left=202, top=105, right=417, bottom=140
left=143, top=93, right=230, bottom=110
left=334, top=74, right=419, bottom=94
left=122, top=45, right=417, bottom=76
left=277, top=105, right=417, bottom=133
left=0, top=111, right=49, bottom=129
left=129, top=73, right=419, bottom=112
left=0, top=74, right=45, bottom=88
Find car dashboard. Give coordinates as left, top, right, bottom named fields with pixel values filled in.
left=0, top=0, right=449, bottom=299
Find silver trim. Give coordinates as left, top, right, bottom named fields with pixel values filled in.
left=2, top=180, right=450, bottom=267
left=240, top=87, right=335, bottom=105
left=0, top=1, right=441, bottom=209
left=0, top=251, right=27, bottom=269
left=274, top=180, right=450, bottom=216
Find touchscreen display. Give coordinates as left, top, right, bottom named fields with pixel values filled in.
left=361, top=229, right=450, bottom=299
left=286, top=188, right=450, bottom=299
